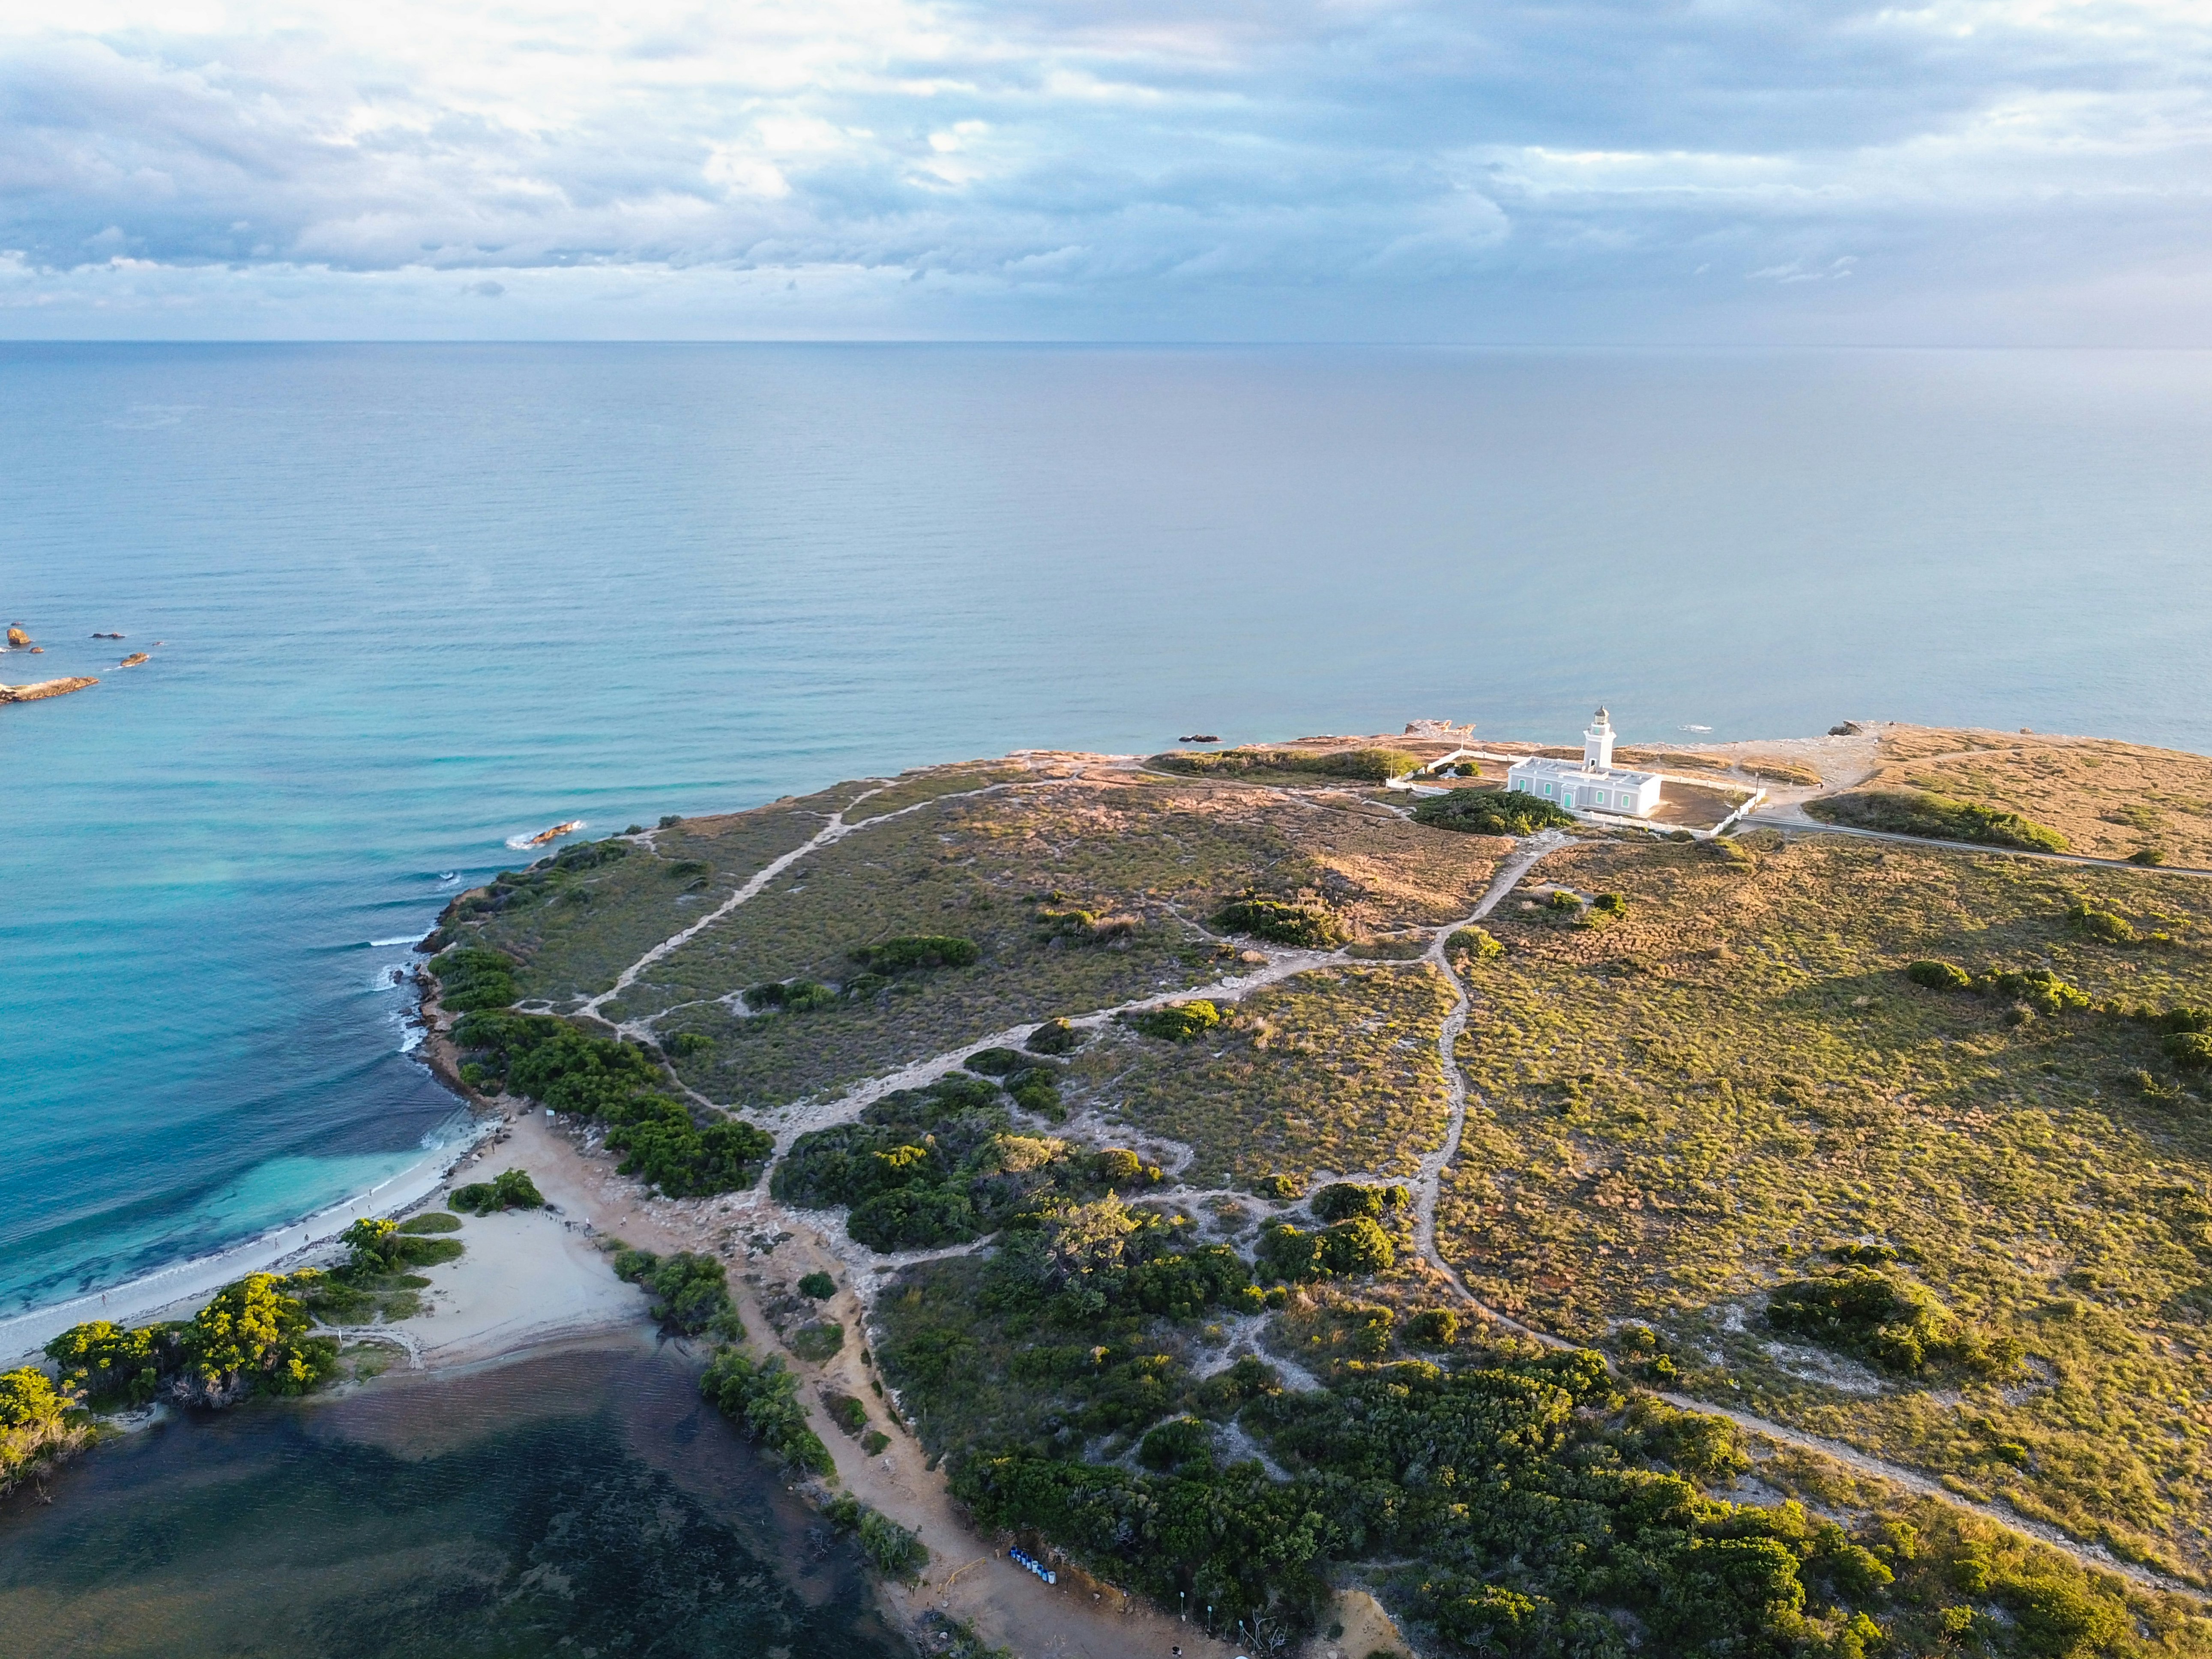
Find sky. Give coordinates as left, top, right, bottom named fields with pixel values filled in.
left=2, top=0, right=2210, bottom=341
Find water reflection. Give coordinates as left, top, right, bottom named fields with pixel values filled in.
left=0, top=1338, right=904, bottom=1659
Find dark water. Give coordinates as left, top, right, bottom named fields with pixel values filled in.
left=9, top=343, right=2212, bottom=1320
left=0, top=1342, right=905, bottom=1659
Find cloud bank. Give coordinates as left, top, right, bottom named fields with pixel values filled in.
left=2, top=0, right=2210, bottom=339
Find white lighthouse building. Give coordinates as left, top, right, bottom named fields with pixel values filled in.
left=1506, top=708, right=1663, bottom=818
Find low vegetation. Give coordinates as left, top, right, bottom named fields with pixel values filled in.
left=700, top=1345, right=833, bottom=1475
left=1150, top=746, right=1420, bottom=783
left=1435, top=829, right=2212, bottom=1572
left=0, top=1367, right=90, bottom=1494
left=449, top=1168, right=544, bottom=1213
left=611, top=1246, right=742, bottom=1338
left=45, top=1272, right=340, bottom=1411
left=1806, top=788, right=2069, bottom=853
left=449, top=1011, right=772, bottom=1196
left=1412, top=787, right=1577, bottom=837
left=1212, top=893, right=1344, bottom=949
left=772, top=1073, right=1152, bottom=1253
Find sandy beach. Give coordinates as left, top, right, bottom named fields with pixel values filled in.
left=386, top=1107, right=1318, bottom=1659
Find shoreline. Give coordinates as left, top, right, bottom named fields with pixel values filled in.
left=0, top=1120, right=493, bottom=1370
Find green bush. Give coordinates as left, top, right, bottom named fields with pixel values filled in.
left=0, top=1367, right=82, bottom=1494
left=429, top=946, right=518, bottom=1013
left=613, top=1248, right=740, bottom=1337
left=857, top=1509, right=930, bottom=1581
left=1767, top=1267, right=2022, bottom=1380
left=700, top=1346, right=832, bottom=1474
left=965, top=1046, right=1028, bottom=1076
left=850, top=935, right=980, bottom=973
left=1412, top=788, right=1577, bottom=837
left=1446, top=927, right=1504, bottom=960
left=2068, top=904, right=2137, bottom=945
left=2165, top=1031, right=2212, bottom=1070
left=1212, top=895, right=1343, bottom=949
left=1137, top=1415, right=1215, bottom=1475
left=1805, top=789, right=2068, bottom=853
left=1590, top=891, right=1628, bottom=916
left=606, top=1109, right=775, bottom=1198
left=1905, top=959, right=1973, bottom=991
left=398, top=1210, right=463, bottom=1235
left=826, top=1392, right=871, bottom=1435
left=791, top=1321, right=846, bottom=1363
left=449, top=1167, right=546, bottom=1213
left=1404, top=1308, right=1460, bottom=1348
left=1311, top=1182, right=1408, bottom=1222
left=177, top=1273, right=339, bottom=1401
left=1985, top=968, right=2089, bottom=1015
left=1150, top=746, right=1419, bottom=782
left=1026, top=1018, right=1084, bottom=1055
left=45, top=1321, right=166, bottom=1407
left=667, top=1030, right=713, bottom=1057
left=1129, top=1001, right=1221, bottom=1041
left=799, top=1270, right=837, bottom=1299
left=744, top=978, right=836, bottom=1012
left=1091, top=1147, right=1160, bottom=1188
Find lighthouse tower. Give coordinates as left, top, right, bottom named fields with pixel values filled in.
left=1582, top=707, right=1617, bottom=771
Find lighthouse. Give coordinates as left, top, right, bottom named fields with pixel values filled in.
left=1583, top=707, right=1617, bottom=771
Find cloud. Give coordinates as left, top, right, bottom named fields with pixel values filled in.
left=0, top=0, right=2208, bottom=338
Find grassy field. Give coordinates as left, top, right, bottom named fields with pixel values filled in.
left=1835, top=726, right=2212, bottom=865
left=596, top=769, right=1500, bottom=1106
left=455, top=786, right=863, bottom=1007
left=1435, top=828, right=2212, bottom=1575
left=1061, top=964, right=1458, bottom=1189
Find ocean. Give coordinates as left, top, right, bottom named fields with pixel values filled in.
left=7, top=342, right=2212, bottom=1322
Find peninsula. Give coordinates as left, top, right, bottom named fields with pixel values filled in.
left=17, top=717, right=2212, bottom=1659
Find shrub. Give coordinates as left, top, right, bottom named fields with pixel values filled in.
left=700, top=1347, right=833, bottom=1474
left=450, top=1167, right=546, bottom=1213
left=1446, top=927, right=1503, bottom=960
left=2165, top=1031, right=2212, bottom=1070
left=1151, top=747, right=1419, bottom=782
left=1129, top=1001, right=1221, bottom=1041
left=1312, top=1182, right=1407, bottom=1223
left=2068, top=904, right=2137, bottom=945
left=1405, top=1308, right=1460, bottom=1348
left=614, top=1249, right=739, bottom=1336
left=1767, top=1267, right=2022, bottom=1379
left=1091, top=1147, right=1160, bottom=1187
left=45, top=1321, right=166, bottom=1407
left=177, top=1273, right=339, bottom=1402
left=667, top=1030, right=713, bottom=1057
left=1905, top=959, right=1973, bottom=991
left=965, top=1046, right=1027, bottom=1076
left=1589, top=891, right=1628, bottom=916
left=744, top=978, right=835, bottom=1012
left=799, top=1270, right=837, bottom=1300
left=1212, top=895, right=1343, bottom=949
left=398, top=1210, right=463, bottom=1235
left=857, top=1509, right=930, bottom=1581
left=1255, top=1173, right=1306, bottom=1200
left=608, top=1114, right=775, bottom=1198
left=1545, top=889, right=1584, bottom=913
left=2128, top=847, right=2167, bottom=867
left=0, top=1367, right=83, bottom=1495
left=664, top=858, right=709, bottom=880
left=1412, top=788, right=1577, bottom=837
left=430, top=946, right=518, bottom=1013
left=850, top=935, right=979, bottom=973
left=1137, top=1416, right=1215, bottom=1475
left=1319, top=1216, right=1395, bottom=1275
left=791, top=1321, right=846, bottom=1362
left=1026, top=1018, right=1084, bottom=1055
left=1986, top=968, right=2089, bottom=1015
left=1805, top=790, right=2068, bottom=853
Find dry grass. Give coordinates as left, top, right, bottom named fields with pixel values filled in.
left=1436, top=829, right=2212, bottom=1573
left=1851, top=724, right=2212, bottom=865
left=1065, top=964, right=1458, bottom=1189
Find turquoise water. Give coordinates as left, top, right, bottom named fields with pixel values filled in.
left=0, top=1342, right=905, bottom=1658
left=8, top=342, right=2212, bottom=1318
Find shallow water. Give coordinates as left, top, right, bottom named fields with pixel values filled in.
left=0, top=1341, right=904, bottom=1659
left=7, top=342, right=2212, bottom=1317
